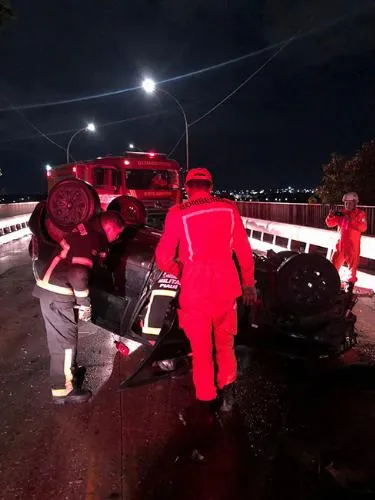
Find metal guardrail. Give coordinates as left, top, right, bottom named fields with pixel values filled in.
left=0, top=214, right=31, bottom=244
left=0, top=201, right=38, bottom=219
left=242, top=216, right=375, bottom=291
left=237, top=202, right=375, bottom=236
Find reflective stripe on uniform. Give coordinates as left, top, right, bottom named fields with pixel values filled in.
left=36, top=279, right=74, bottom=295
left=64, top=348, right=73, bottom=384
left=142, top=326, right=163, bottom=335
left=182, top=208, right=234, bottom=261
left=72, top=257, right=93, bottom=268
left=52, top=388, right=69, bottom=397
left=74, top=289, right=90, bottom=298
left=51, top=380, right=73, bottom=398
left=60, top=239, right=70, bottom=258
left=142, top=289, right=177, bottom=336
left=42, top=239, right=71, bottom=284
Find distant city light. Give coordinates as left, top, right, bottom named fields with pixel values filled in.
left=45, top=164, right=52, bottom=172
left=129, top=143, right=135, bottom=149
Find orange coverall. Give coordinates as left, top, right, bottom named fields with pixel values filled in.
left=155, top=194, right=255, bottom=401
left=326, top=208, right=367, bottom=283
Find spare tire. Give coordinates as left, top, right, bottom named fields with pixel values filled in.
left=276, top=253, right=341, bottom=316
left=107, top=195, right=146, bottom=227
left=47, top=179, right=100, bottom=231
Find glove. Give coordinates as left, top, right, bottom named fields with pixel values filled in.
left=78, top=305, right=92, bottom=322
left=242, top=286, right=257, bottom=307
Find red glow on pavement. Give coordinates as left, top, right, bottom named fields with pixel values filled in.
left=114, top=340, right=130, bottom=357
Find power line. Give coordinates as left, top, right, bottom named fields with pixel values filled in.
left=0, top=109, right=171, bottom=144
left=2, top=96, right=67, bottom=152
left=189, top=31, right=298, bottom=128
left=0, top=5, right=372, bottom=113
left=168, top=30, right=297, bottom=157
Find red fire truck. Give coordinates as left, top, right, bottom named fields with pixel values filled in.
left=47, top=151, right=182, bottom=226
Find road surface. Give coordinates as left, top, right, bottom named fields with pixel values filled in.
left=0, top=240, right=375, bottom=499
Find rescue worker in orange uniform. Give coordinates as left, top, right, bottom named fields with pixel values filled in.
left=155, top=168, right=257, bottom=413
left=30, top=207, right=125, bottom=405
left=326, top=192, right=367, bottom=290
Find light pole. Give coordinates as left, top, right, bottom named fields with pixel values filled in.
left=142, top=78, right=189, bottom=170
left=66, top=123, right=96, bottom=163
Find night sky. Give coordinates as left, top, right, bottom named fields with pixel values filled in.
left=0, top=0, right=375, bottom=193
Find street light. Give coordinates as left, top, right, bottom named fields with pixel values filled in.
left=141, top=78, right=189, bottom=170
left=129, top=143, right=135, bottom=149
left=45, top=164, right=52, bottom=177
left=66, top=123, right=96, bottom=163
left=142, top=78, right=156, bottom=94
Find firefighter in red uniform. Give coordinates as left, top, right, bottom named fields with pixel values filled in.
left=155, top=168, right=257, bottom=413
left=326, top=192, right=367, bottom=290
left=30, top=208, right=125, bottom=405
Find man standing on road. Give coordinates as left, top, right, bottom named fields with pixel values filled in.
left=29, top=207, right=125, bottom=405
left=155, top=168, right=257, bottom=414
left=326, top=192, right=367, bottom=291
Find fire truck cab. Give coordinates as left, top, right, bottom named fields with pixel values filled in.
left=47, top=152, right=182, bottom=227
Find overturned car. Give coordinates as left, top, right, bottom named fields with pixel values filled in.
left=89, top=226, right=357, bottom=386
left=35, top=179, right=358, bottom=388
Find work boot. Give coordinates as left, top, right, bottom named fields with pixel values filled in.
left=179, top=399, right=216, bottom=427
left=53, top=388, right=92, bottom=406
left=218, top=382, right=236, bottom=413
left=178, top=399, right=221, bottom=462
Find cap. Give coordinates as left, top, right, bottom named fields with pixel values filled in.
left=185, top=168, right=213, bottom=184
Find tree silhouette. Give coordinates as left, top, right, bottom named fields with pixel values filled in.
left=0, top=1, right=12, bottom=29
left=317, top=139, right=375, bottom=205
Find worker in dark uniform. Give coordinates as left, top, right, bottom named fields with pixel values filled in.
left=30, top=207, right=125, bottom=405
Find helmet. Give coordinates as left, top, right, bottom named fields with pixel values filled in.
left=342, top=192, right=359, bottom=203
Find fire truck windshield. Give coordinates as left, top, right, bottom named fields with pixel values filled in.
left=125, top=169, right=177, bottom=190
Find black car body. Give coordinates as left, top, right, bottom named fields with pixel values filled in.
left=90, top=224, right=357, bottom=383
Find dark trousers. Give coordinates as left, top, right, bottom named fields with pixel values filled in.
left=40, top=298, right=78, bottom=396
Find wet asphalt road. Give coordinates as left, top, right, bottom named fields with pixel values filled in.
left=1, top=239, right=375, bottom=499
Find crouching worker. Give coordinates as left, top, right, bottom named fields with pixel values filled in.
left=155, top=168, right=257, bottom=417
left=29, top=205, right=125, bottom=405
